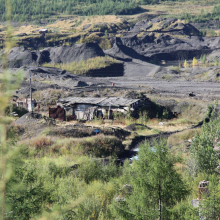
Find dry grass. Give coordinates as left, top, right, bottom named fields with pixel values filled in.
left=19, top=134, right=124, bottom=158
left=73, top=15, right=121, bottom=30
left=10, top=15, right=121, bottom=36
left=43, top=56, right=119, bottom=75
left=142, top=1, right=214, bottom=17
left=168, top=128, right=200, bottom=147
left=146, top=118, right=192, bottom=133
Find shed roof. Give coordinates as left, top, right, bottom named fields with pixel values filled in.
left=58, top=97, right=141, bottom=107
left=39, top=29, right=48, bottom=32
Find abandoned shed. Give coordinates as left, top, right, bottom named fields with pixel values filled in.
left=57, top=97, right=150, bottom=120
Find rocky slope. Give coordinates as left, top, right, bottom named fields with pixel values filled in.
left=106, top=18, right=220, bottom=62
left=6, top=43, right=105, bottom=68
left=4, top=16, right=220, bottom=101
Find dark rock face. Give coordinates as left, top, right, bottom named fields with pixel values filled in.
left=42, top=43, right=105, bottom=64
left=104, top=17, right=218, bottom=61
left=7, top=43, right=105, bottom=68
left=7, top=47, right=39, bottom=68
left=105, top=37, right=149, bottom=61
left=85, top=62, right=124, bottom=77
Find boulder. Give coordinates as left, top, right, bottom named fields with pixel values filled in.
left=41, top=43, right=105, bottom=64
left=7, top=47, right=39, bottom=68
left=6, top=43, right=105, bottom=68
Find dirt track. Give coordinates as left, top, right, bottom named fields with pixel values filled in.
left=93, top=75, right=220, bottom=101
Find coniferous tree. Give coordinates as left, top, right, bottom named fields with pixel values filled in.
left=199, top=175, right=220, bottom=219
left=189, top=101, right=220, bottom=175
left=114, top=139, right=189, bottom=220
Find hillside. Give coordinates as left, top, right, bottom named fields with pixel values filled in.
left=1, top=0, right=220, bottom=219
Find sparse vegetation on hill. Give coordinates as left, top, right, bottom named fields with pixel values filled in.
left=43, top=56, right=120, bottom=75
left=3, top=0, right=220, bottom=218
left=179, top=1, right=220, bottom=23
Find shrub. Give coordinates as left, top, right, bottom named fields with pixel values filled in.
left=5, top=103, right=28, bottom=117
left=78, top=135, right=124, bottom=157
left=77, top=158, right=121, bottom=183
left=32, top=137, right=54, bottom=151
left=99, top=38, right=112, bottom=50
left=21, top=135, right=124, bottom=158
left=43, top=56, right=119, bottom=75
left=21, top=136, right=55, bottom=157
left=200, top=54, right=207, bottom=65
left=169, top=66, right=180, bottom=73
left=214, top=56, right=218, bottom=66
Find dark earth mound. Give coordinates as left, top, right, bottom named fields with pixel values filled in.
left=39, top=43, right=105, bottom=64
left=6, top=43, right=105, bottom=68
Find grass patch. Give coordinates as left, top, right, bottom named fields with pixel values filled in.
left=43, top=56, right=119, bottom=75
left=20, top=134, right=124, bottom=158
left=169, top=66, right=180, bottom=73
left=168, top=128, right=200, bottom=147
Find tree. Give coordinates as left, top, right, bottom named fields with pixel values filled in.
left=199, top=175, right=220, bottom=219
left=200, top=54, right=207, bottom=65
left=114, top=139, right=189, bottom=220
left=192, top=57, right=198, bottom=67
left=189, top=101, right=220, bottom=175
left=214, top=56, right=218, bottom=66
left=184, top=60, right=188, bottom=68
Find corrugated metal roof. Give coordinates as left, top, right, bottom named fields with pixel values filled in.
left=39, top=29, right=48, bottom=32
left=58, top=97, right=140, bottom=107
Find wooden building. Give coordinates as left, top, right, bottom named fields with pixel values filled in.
left=57, top=97, right=151, bottom=120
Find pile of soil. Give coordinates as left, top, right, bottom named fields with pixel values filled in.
left=15, top=112, right=55, bottom=139
left=6, top=43, right=105, bottom=68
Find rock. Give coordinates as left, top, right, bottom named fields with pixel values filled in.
left=207, top=49, right=220, bottom=61
left=17, top=33, right=27, bottom=37
left=124, top=124, right=136, bottom=131
left=189, top=92, right=195, bottom=97
left=41, top=43, right=105, bottom=64
left=159, top=18, right=177, bottom=28
left=6, top=43, right=105, bottom=68
left=7, top=47, right=39, bottom=68
left=83, top=24, right=91, bottom=30
left=104, top=37, right=148, bottom=61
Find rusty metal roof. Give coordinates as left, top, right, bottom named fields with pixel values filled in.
left=58, top=97, right=141, bottom=107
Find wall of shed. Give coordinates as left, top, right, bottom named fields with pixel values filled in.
left=73, top=104, right=94, bottom=120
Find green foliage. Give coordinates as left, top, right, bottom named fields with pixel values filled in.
left=200, top=54, right=207, bottom=65
left=99, top=38, right=112, bottom=50
left=76, top=135, right=124, bottom=157
left=169, top=65, right=180, bottom=73
left=189, top=101, right=220, bottom=175
left=138, top=110, right=149, bottom=124
left=78, top=159, right=122, bottom=184
left=0, top=0, right=141, bottom=21
left=210, top=29, right=215, bottom=37
left=179, top=3, right=220, bottom=23
left=21, top=135, right=124, bottom=158
left=6, top=161, right=53, bottom=219
left=162, top=108, right=169, bottom=119
left=5, top=104, right=28, bottom=117
left=214, top=56, right=218, bottom=66
left=170, top=199, right=198, bottom=220
left=114, top=139, right=189, bottom=219
left=199, top=175, right=220, bottom=219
